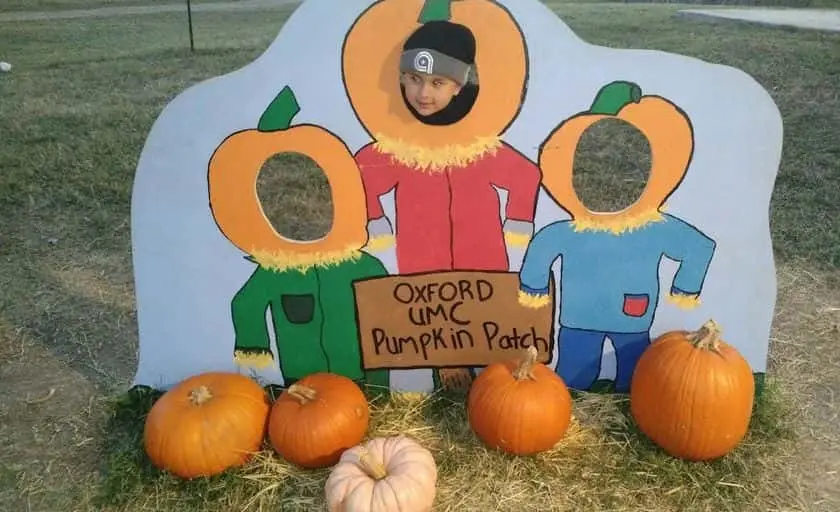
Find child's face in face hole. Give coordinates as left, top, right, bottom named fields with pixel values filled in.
left=400, top=71, right=463, bottom=116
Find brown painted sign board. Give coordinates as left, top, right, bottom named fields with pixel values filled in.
left=354, top=270, right=556, bottom=370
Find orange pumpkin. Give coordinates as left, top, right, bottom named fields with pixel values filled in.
left=207, top=86, right=368, bottom=270
left=630, top=319, right=755, bottom=461
left=467, top=346, right=572, bottom=455
left=268, top=373, right=370, bottom=468
left=342, top=0, right=527, bottom=151
left=143, top=372, right=270, bottom=479
left=538, top=92, right=694, bottom=230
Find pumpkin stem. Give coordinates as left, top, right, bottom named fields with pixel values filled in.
left=589, top=81, right=643, bottom=115
left=189, top=385, right=213, bottom=405
left=287, top=384, right=318, bottom=404
left=257, top=85, right=301, bottom=132
left=418, top=0, right=453, bottom=23
left=689, top=319, right=723, bottom=354
left=512, top=346, right=539, bottom=381
left=357, top=447, right=388, bottom=480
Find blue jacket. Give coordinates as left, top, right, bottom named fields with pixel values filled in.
left=518, top=214, right=716, bottom=333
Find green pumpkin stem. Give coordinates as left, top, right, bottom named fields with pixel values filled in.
left=189, top=385, right=213, bottom=405
left=589, top=81, right=643, bottom=115
left=257, top=85, right=301, bottom=132
left=287, top=383, right=318, bottom=404
left=418, top=0, right=453, bottom=23
left=357, top=447, right=388, bottom=480
left=689, top=319, right=723, bottom=353
left=513, top=346, right=539, bottom=381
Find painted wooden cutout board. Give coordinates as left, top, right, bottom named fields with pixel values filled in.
left=130, top=0, right=782, bottom=393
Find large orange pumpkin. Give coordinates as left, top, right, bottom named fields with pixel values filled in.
left=268, top=373, right=370, bottom=469
left=143, top=372, right=271, bottom=479
left=467, top=346, right=572, bottom=455
left=207, top=86, right=368, bottom=271
left=342, top=0, right=527, bottom=152
left=630, top=319, right=755, bottom=461
left=538, top=90, right=694, bottom=231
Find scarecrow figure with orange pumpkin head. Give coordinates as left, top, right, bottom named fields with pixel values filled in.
left=518, top=82, right=717, bottom=393
left=342, top=0, right=543, bottom=391
left=207, top=86, right=391, bottom=392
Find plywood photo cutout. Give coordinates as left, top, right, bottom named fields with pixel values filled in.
left=130, top=0, right=783, bottom=395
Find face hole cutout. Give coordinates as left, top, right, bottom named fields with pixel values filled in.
left=571, top=118, right=651, bottom=214
left=399, top=65, right=480, bottom=126
left=256, top=152, right=333, bottom=241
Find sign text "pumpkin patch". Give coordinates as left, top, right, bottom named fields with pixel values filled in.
left=353, top=271, right=555, bottom=369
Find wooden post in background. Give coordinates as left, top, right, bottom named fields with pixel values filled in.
left=186, top=0, right=195, bottom=52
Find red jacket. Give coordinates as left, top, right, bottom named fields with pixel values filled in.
left=356, top=143, right=542, bottom=274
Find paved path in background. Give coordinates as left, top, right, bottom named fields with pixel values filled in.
left=677, top=8, right=840, bottom=33
left=0, top=0, right=300, bottom=22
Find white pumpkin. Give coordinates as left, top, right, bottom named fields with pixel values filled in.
left=325, top=436, right=438, bottom=512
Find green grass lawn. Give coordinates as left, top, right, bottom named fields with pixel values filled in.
left=0, top=0, right=145, bottom=12
left=0, top=0, right=242, bottom=13
left=0, top=2, right=838, bottom=511
left=3, top=0, right=839, bottom=13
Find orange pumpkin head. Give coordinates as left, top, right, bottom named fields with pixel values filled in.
left=467, top=346, right=573, bottom=455
left=268, top=372, right=370, bottom=469
left=630, top=319, right=755, bottom=461
left=143, top=372, right=271, bottom=479
left=538, top=85, right=694, bottom=233
left=207, top=86, right=369, bottom=272
left=342, top=0, right=527, bottom=166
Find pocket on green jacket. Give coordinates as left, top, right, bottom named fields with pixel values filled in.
left=280, top=294, right=315, bottom=324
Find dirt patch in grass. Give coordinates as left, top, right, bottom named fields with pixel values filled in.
left=0, top=323, right=103, bottom=509
left=770, top=265, right=840, bottom=508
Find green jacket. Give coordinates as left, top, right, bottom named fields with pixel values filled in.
left=232, top=251, right=387, bottom=382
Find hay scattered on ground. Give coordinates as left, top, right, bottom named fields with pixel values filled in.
left=143, top=383, right=794, bottom=512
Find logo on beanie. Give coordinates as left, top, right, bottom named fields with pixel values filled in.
left=413, top=51, right=434, bottom=74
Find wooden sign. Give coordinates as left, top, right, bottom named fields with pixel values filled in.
left=353, top=271, right=556, bottom=370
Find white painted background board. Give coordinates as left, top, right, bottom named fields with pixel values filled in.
left=130, top=0, right=782, bottom=391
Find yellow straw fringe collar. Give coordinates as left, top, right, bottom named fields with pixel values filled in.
left=250, top=245, right=362, bottom=273
left=374, top=133, right=502, bottom=172
left=571, top=208, right=664, bottom=234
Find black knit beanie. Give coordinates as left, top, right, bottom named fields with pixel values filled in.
left=400, top=20, right=480, bottom=126
left=401, top=20, right=477, bottom=85
left=403, top=20, right=476, bottom=65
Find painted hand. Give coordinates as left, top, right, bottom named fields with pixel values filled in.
left=667, top=291, right=702, bottom=310
left=503, top=219, right=534, bottom=248
left=518, top=289, right=551, bottom=309
left=234, top=349, right=274, bottom=369
left=365, top=216, right=395, bottom=251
